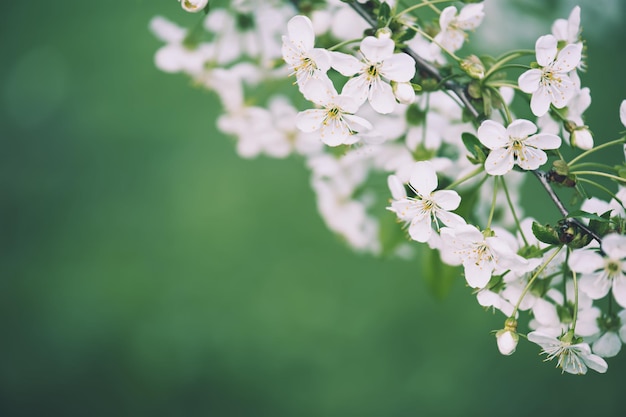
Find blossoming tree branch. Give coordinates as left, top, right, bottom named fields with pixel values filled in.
left=152, top=0, right=626, bottom=375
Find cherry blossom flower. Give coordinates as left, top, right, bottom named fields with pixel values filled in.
left=569, top=233, right=626, bottom=308
left=477, top=119, right=561, bottom=175
left=295, top=80, right=372, bottom=146
left=496, top=328, right=519, bottom=356
left=388, top=161, right=464, bottom=243
left=331, top=36, right=416, bottom=114
left=179, top=0, right=208, bottom=13
left=551, top=6, right=581, bottom=45
left=440, top=225, right=529, bottom=289
left=282, top=15, right=332, bottom=96
left=433, top=3, right=485, bottom=53
left=518, top=35, right=582, bottom=116
left=527, top=331, right=608, bottom=374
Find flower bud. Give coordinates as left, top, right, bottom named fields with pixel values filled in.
left=376, top=27, right=392, bottom=39
left=570, top=127, right=594, bottom=150
left=496, top=318, right=519, bottom=356
left=460, top=55, right=485, bottom=79
left=179, top=0, right=209, bottom=13
left=392, top=82, right=415, bottom=105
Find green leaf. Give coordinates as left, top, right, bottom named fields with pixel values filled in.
left=531, top=221, right=561, bottom=245
left=377, top=2, right=391, bottom=28
left=420, top=246, right=460, bottom=300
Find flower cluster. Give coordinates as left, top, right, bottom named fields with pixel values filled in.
left=152, top=1, right=626, bottom=375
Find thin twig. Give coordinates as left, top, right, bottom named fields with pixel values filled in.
left=533, top=170, right=603, bottom=245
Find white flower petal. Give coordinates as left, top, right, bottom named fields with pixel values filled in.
left=518, top=69, right=542, bottom=94
left=593, top=332, right=622, bottom=358
left=409, top=215, right=433, bottom=243
left=368, top=81, right=396, bottom=114
left=330, top=51, right=362, bottom=76
left=433, top=190, right=461, bottom=211
left=409, top=161, right=438, bottom=196
left=506, top=119, right=537, bottom=139
left=601, top=233, right=626, bottom=260
left=613, top=275, right=626, bottom=308
left=530, top=86, right=552, bottom=116
left=295, top=109, right=324, bottom=132
left=380, top=53, right=416, bottom=82
left=485, top=148, right=514, bottom=176
left=516, top=146, right=547, bottom=171
left=525, top=133, right=562, bottom=150
left=287, top=15, right=315, bottom=51
left=360, top=36, right=394, bottom=63
left=477, top=120, right=508, bottom=150
left=620, top=100, right=626, bottom=128
left=535, top=35, right=558, bottom=67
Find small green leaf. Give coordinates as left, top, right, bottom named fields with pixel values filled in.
left=532, top=221, right=561, bottom=245
left=377, top=2, right=391, bottom=28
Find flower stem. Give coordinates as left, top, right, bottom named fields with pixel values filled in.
left=483, top=51, right=535, bottom=80
left=571, top=171, right=626, bottom=184
left=511, top=245, right=564, bottom=317
left=445, top=166, right=485, bottom=190
left=328, top=38, right=362, bottom=51
left=396, top=0, right=450, bottom=17
left=486, top=176, right=499, bottom=229
left=567, top=137, right=626, bottom=166
left=570, top=262, right=579, bottom=334
left=501, top=176, right=528, bottom=246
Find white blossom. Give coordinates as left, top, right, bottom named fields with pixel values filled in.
left=477, top=119, right=561, bottom=175
left=518, top=35, right=582, bottom=117
left=569, top=233, right=626, bottom=308
left=331, top=36, right=415, bottom=114
left=388, top=161, right=464, bottom=243
left=528, top=331, right=608, bottom=374
left=433, top=3, right=485, bottom=53
left=295, top=80, right=373, bottom=147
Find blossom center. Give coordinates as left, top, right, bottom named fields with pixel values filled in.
left=605, top=260, right=621, bottom=278
left=366, top=64, right=380, bottom=80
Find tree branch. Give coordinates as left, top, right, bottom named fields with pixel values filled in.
left=348, top=1, right=482, bottom=120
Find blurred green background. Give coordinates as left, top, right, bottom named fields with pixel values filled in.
left=2, top=0, right=626, bottom=416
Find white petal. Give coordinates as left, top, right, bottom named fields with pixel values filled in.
left=380, top=53, right=416, bottom=82
left=579, top=273, right=611, bottom=300
left=437, top=210, right=465, bottom=227
left=554, top=43, right=582, bottom=73
left=527, top=331, right=557, bottom=348
left=535, top=35, right=557, bottom=67
left=569, top=250, right=604, bottom=274
left=506, top=119, right=537, bottom=138
left=295, top=109, right=324, bottom=133
left=319, top=118, right=351, bottom=146
left=330, top=51, right=362, bottom=76
left=620, top=100, right=626, bottom=128
left=360, top=36, right=394, bottom=63
left=343, top=114, right=373, bottom=132
left=388, top=175, right=406, bottom=200
left=463, top=260, right=493, bottom=288
left=485, top=148, right=514, bottom=176
left=525, top=133, right=562, bottom=150
left=368, top=81, right=396, bottom=114
left=583, top=352, right=608, bottom=373
left=601, top=233, right=626, bottom=260
left=456, top=3, right=484, bottom=30
left=341, top=76, right=369, bottom=106
left=518, top=69, right=542, bottom=94
left=287, top=15, right=315, bottom=51
left=515, top=146, right=547, bottom=171
left=433, top=190, right=461, bottom=211
left=593, top=332, right=622, bottom=358
left=477, top=120, right=508, bottom=150
left=613, top=275, right=626, bottom=308
left=409, top=215, right=433, bottom=243
left=530, top=86, right=552, bottom=117
left=409, top=161, right=438, bottom=196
